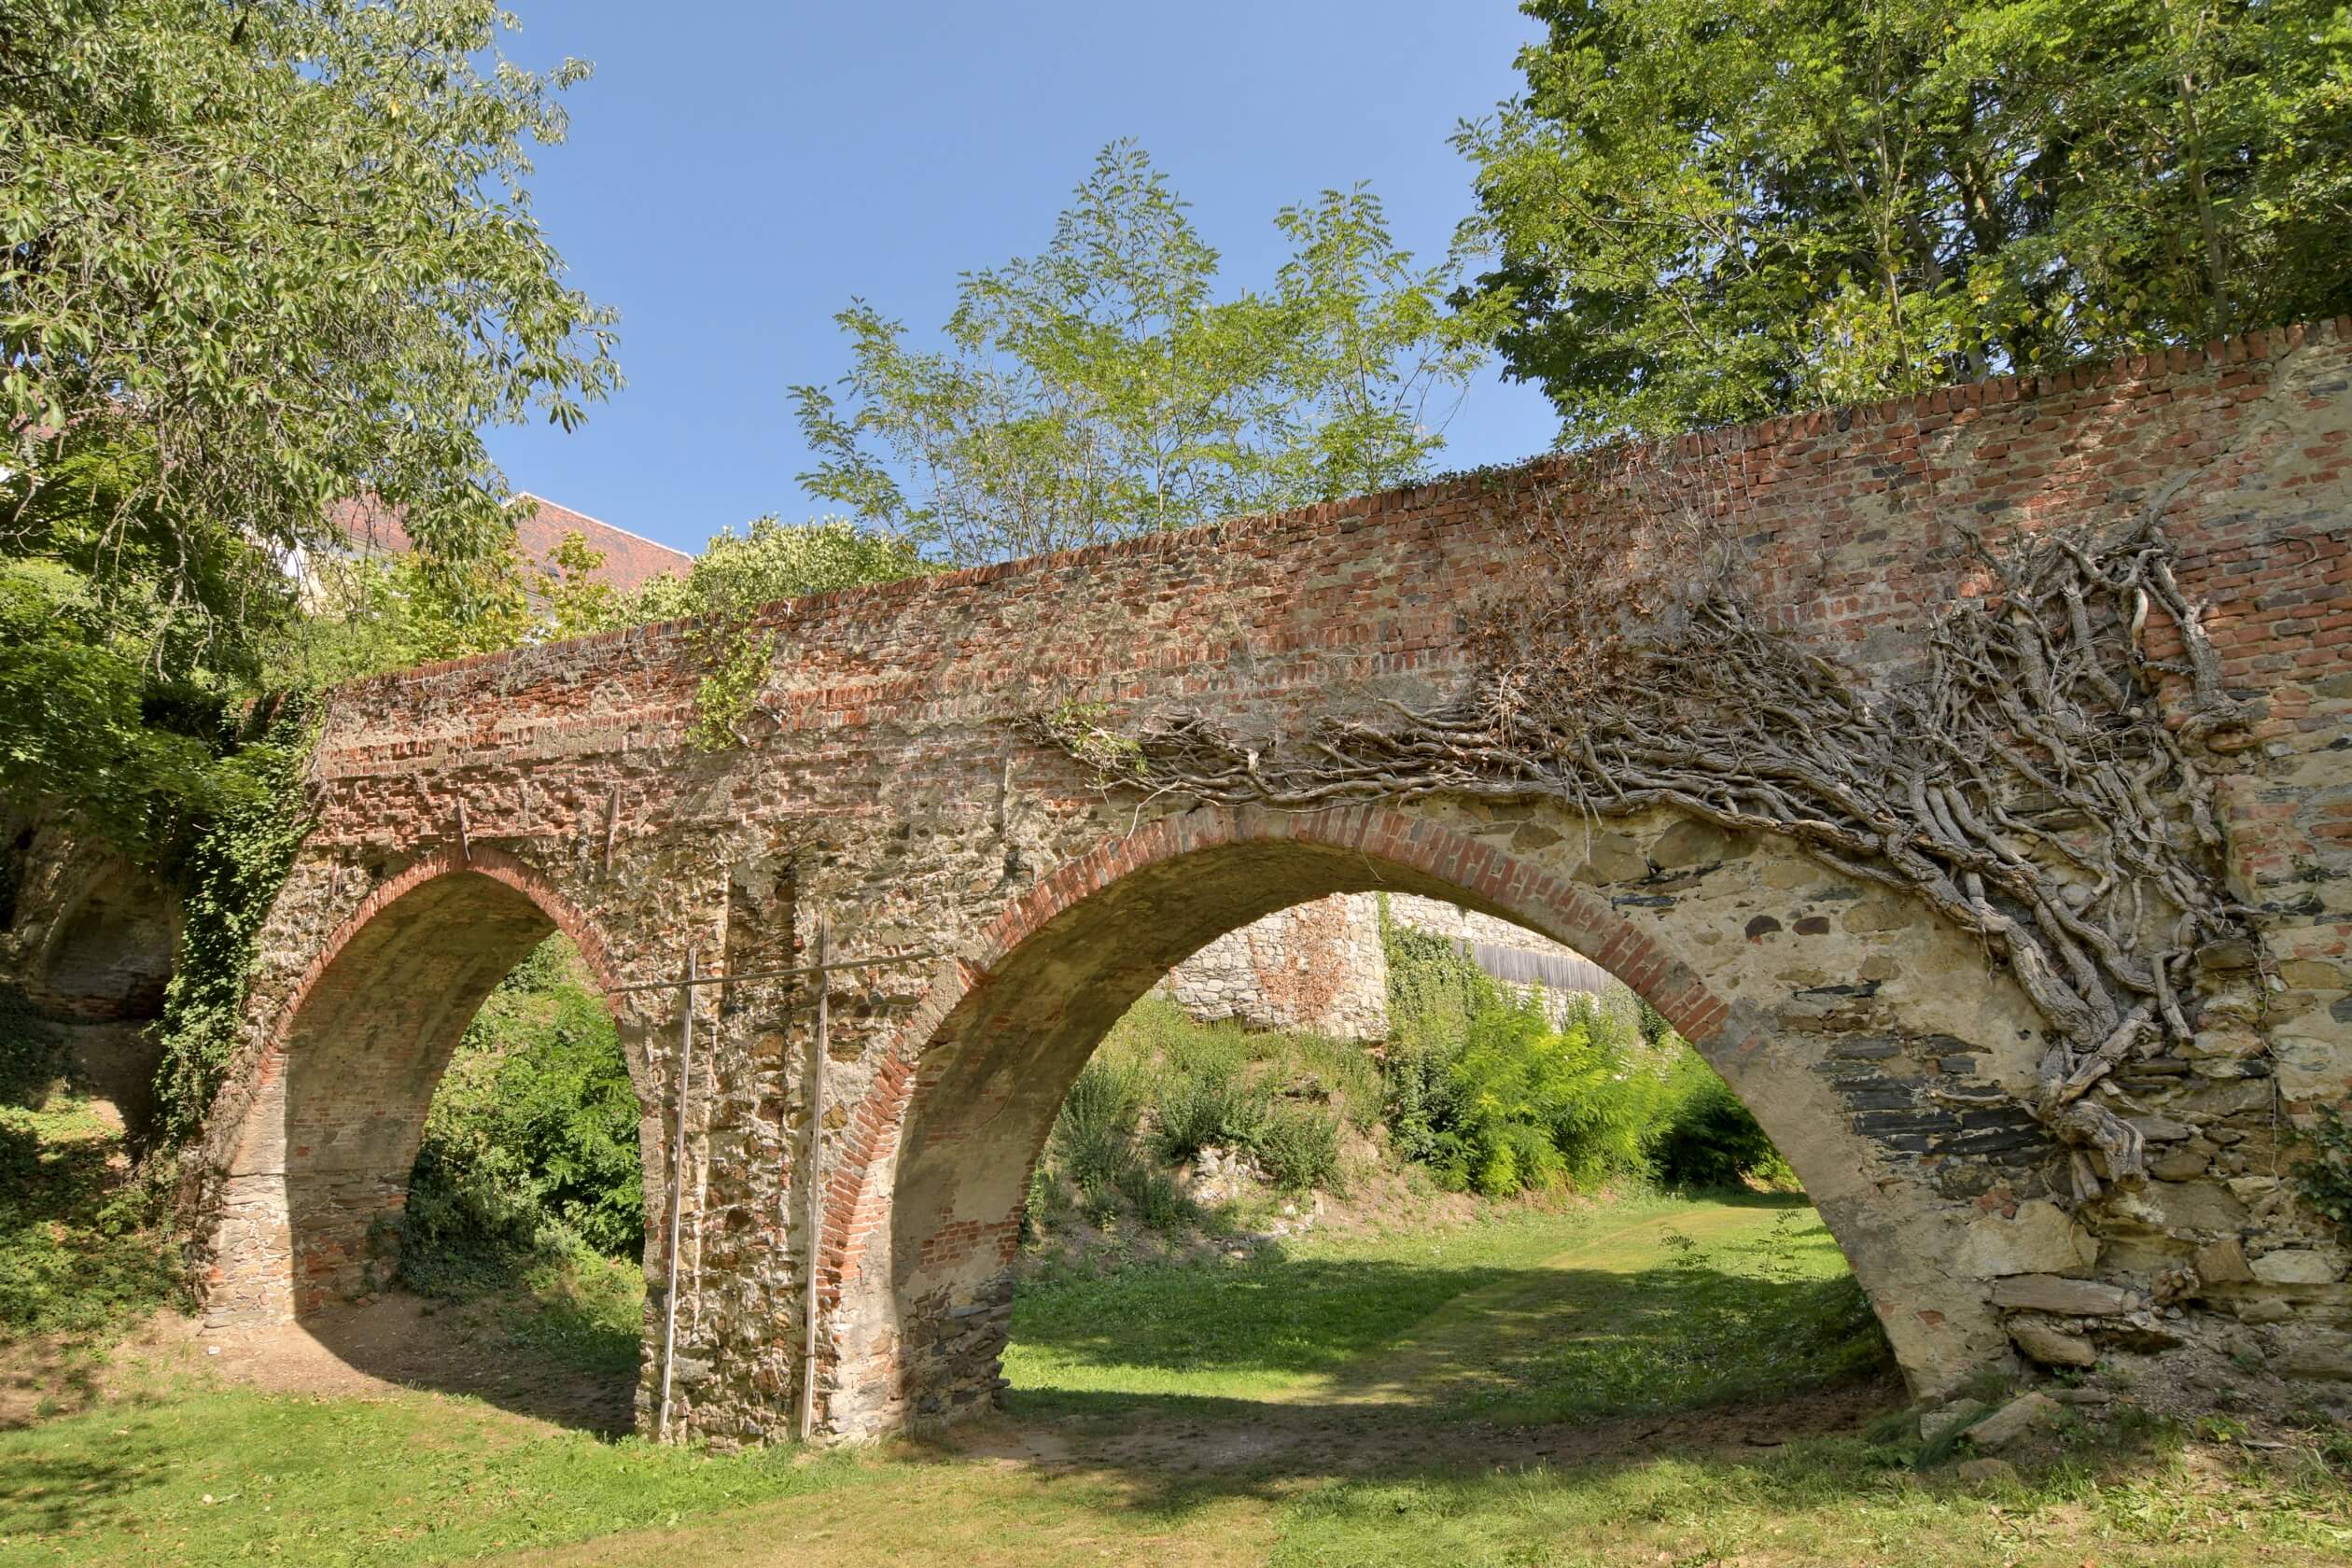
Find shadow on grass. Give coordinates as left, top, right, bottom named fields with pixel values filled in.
left=1008, top=1192, right=1883, bottom=1423
left=0, top=1423, right=172, bottom=1540
left=277, top=1281, right=643, bottom=1435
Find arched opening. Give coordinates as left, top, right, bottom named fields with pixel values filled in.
left=38, top=876, right=176, bottom=1023
left=1004, top=891, right=1888, bottom=1442
left=19, top=852, right=180, bottom=1134
left=830, top=805, right=2035, bottom=1438
left=205, top=855, right=656, bottom=1430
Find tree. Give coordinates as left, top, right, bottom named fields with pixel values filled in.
left=623, top=515, right=925, bottom=624
left=0, top=0, right=618, bottom=679
left=620, top=515, right=926, bottom=750
left=0, top=0, right=615, bottom=861
left=793, top=141, right=1497, bottom=565
left=1456, top=0, right=2352, bottom=444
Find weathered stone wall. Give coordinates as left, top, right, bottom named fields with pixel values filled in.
left=1159, top=890, right=1611, bottom=1037
left=1157, top=892, right=1388, bottom=1037
left=0, top=805, right=178, bottom=1127
left=184, top=323, right=2352, bottom=1445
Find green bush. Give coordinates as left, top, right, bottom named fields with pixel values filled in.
left=1443, top=1004, right=1651, bottom=1195
left=1375, top=897, right=1798, bottom=1196
left=1116, top=1161, right=1192, bottom=1232
left=1255, top=1101, right=1345, bottom=1195
left=1050, top=1058, right=1143, bottom=1218
left=1647, top=1052, right=1793, bottom=1190
left=399, top=936, right=644, bottom=1297
left=1151, top=1059, right=1270, bottom=1163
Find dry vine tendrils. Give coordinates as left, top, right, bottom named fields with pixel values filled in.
left=1029, top=483, right=2258, bottom=1203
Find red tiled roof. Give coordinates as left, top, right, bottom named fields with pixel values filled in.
left=510, top=493, right=692, bottom=594
left=325, top=492, right=692, bottom=594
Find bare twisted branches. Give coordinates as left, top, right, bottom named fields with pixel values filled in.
left=1031, top=486, right=2252, bottom=1199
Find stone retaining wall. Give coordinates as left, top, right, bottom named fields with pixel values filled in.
left=1160, top=890, right=1610, bottom=1038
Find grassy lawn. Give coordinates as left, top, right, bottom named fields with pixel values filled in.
left=3, top=1196, right=2347, bottom=1566
left=1006, top=1192, right=1884, bottom=1422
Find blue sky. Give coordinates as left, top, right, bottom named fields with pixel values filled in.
left=482, top=2, right=1559, bottom=556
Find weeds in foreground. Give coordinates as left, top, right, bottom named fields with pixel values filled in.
left=1, top=996, right=187, bottom=1354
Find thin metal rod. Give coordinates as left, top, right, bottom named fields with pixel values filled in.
left=656, top=946, right=696, bottom=1441
left=602, top=949, right=945, bottom=997
left=796, top=915, right=830, bottom=1442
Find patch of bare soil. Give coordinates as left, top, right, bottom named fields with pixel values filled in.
left=35, top=1291, right=641, bottom=1435
left=943, top=1373, right=1902, bottom=1482
left=0, top=1326, right=140, bottom=1431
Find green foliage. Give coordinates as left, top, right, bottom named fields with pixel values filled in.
left=1115, top=1161, right=1192, bottom=1235
left=625, top=514, right=927, bottom=624
left=399, top=936, right=643, bottom=1297
left=1459, top=0, right=2352, bottom=444
left=2, top=992, right=188, bottom=1346
left=147, top=709, right=313, bottom=1144
left=1031, top=996, right=1365, bottom=1235
left=1254, top=1101, right=1346, bottom=1196
left=1651, top=1055, right=1797, bottom=1190
left=1050, top=1059, right=1145, bottom=1222
left=794, top=140, right=1494, bottom=564
left=1440, top=1003, right=1649, bottom=1197
left=2289, top=1102, right=2352, bottom=1237
left=0, top=558, right=229, bottom=868
left=1378, top=900, right=1788, bottom=1195
left=611, top=514, right=924, bottom=750
left=1, top=0, right=618, bottom=624
left=2, top=0, right=623, bottom=1152
left=1150, top=1057, right=1271, bottom=1164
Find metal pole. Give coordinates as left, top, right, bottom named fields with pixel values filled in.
left=656, top=946, right=696, bottom=1441
left=796, top=915, right=829, bottom=1442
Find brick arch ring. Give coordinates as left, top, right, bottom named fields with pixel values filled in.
left=273, top=845, right=619, bottom=1052
left=208, top=843, right=630, bottom=1178
left=813, top=801, right=1748, bottom=1380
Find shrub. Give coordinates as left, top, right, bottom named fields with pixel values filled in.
left=1117, top=1162, right=1192, bottom=1232
left=1437, top=1002, right=1649, bottom=1195
left=1648, top=1052, right=1793, bottom=1189
left=1255, top=1101, right=1345, bottom=1195
left=1152, top=1059, right=1269, bottom=1163
left=1050, top=1058, right=1142, bottom=1217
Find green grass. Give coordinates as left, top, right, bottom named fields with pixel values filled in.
left=1004, top=1194, right=1886, bottom=1421
left=0, top=1388, right=874, bottom=1566
left=4, top=1192, right=2347, bottom=1568
left=1267, top=1439, right=2352, bottom=1568
left=1, top=997, right=188, bottom=1359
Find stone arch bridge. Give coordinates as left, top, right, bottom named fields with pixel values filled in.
left=190, top=326, right=2352, bottom=1443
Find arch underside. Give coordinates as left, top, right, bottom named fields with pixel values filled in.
left=843, top=802, right=2046, bottom=1435
left=207, top=864, right=639, bottom=1324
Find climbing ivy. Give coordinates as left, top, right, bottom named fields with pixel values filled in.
left=148, top=704, right=313, bottom=1146
left=2289, top=1104, right=2352, bottom=1239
